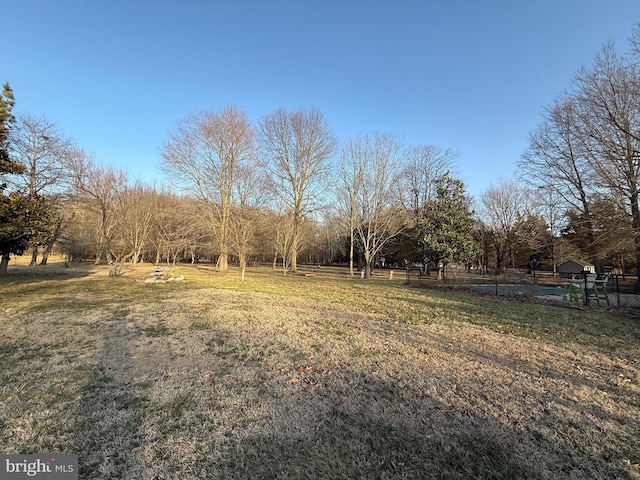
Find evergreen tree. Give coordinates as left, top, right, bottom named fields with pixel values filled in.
left=0, top=82, right=24, bottom=182
left=0, top=82, right=52, bottom=274
left=418, top=173, right=479, bottom=278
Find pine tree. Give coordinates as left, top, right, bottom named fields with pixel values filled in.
left=0, top=82, right=24, bottom=180
left=0, top=82, right=50, bottom=274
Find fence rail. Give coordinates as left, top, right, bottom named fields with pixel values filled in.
left=404, top=268, right=640, bottom=309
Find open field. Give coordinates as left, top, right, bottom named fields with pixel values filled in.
left=1, top=259, right=640, bottom=479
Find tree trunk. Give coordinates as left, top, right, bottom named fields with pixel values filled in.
left=218, top=245, right=228, bottom=272
left=290, top=216, right=299, bottom=273
left=577, top=192, right=599, bottom=272
left=363, top=250, right=372, bottom=279
left=40, top=216, right=65, bottom=266
left=630, top=189, right=640, bottom=282
left=0, top=253, right=10, bottom=275
left=290, top=241, right=298, bottom=273
left=349, top=228, right=354, bottom=276
left=94, top=244, right=103, bottom=265
left=40, top=244, right=54, bottom=265
left=29, top=246, right=38, bottom=266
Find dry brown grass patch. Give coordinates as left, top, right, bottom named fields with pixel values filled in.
left=1, top=263, right=639, bottom=478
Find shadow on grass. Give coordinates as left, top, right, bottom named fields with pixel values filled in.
left=0, top=264, right=95, bottom=295
left=211, top=364, right=636, bottom=479
left=72, top=313, right=147, bottom=479
left=218, top=408, right=538, bottom=480
left=397, top=326, right=639, bottom=475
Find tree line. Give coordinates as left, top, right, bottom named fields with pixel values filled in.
left=518, top=23, right=640, bottom=277
left=1, top=24, right=639, bottom=279
left=0, top=99, right=477, bottom=278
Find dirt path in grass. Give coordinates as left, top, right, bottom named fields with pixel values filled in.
left=71, top=314, right=148, bottom=478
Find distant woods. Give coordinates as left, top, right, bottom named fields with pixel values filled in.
left=1, top=24, right=639, bottom=277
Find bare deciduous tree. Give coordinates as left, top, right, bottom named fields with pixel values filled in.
left=532, top=185, right=565, bottom=273
left=274, top=211, right=295, bottom=274
left=338, top=141, right=365, bottom=276
left=400, top=144, right=457, bottom=217
left=519, top=97, right=601, bottom=266
left=520, top=98, right=597, bottom=210
left=115, top=183, right=158, bottom=265
left=162, top=106, right=255, bottom=271
left=573, top=43, right=640, bottom=276
left=521, top=32, right=640, bottom=275
left=479, top=178, right=530, bottom=270
left=151, top=194, right=207, bottom=265
left=259, top=108, right=337, bottom=273
left=228, top=161, right=267, bottom=276
left=341, top=133, right=405, bottom=278
left=67, top=149, right=128, bottom=264
left=9, top=114, right=73, bottom=265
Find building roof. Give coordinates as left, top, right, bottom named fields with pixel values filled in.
left=558, top=259, right=594, bottom=267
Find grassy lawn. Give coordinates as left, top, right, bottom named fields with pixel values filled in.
left=1, top=260, right=639, bottom=479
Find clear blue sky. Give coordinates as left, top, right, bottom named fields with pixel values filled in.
left=4, top=0, right=639, bottom=197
